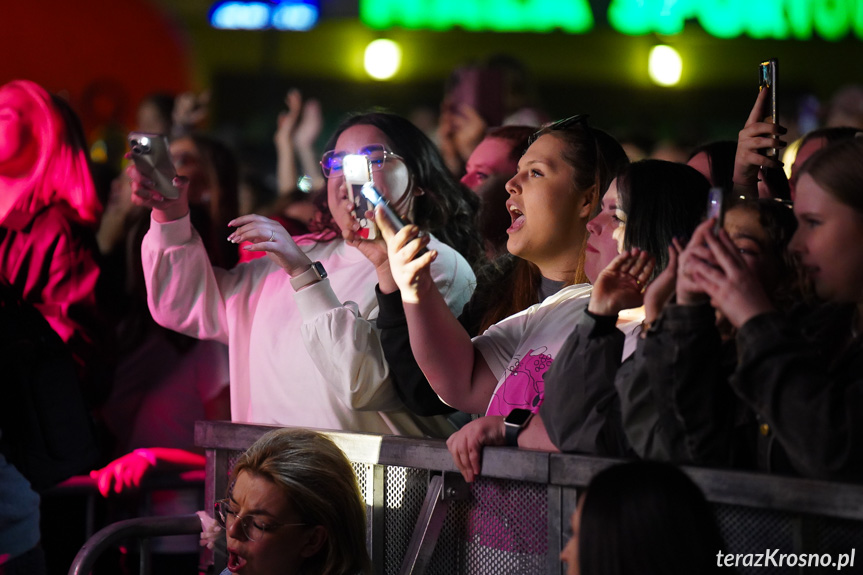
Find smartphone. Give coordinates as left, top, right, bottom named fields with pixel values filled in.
left=707, top=187, right=724, bottom=235
left=359, top=183, right=429, bottom=258
left=359, top=183, right=409, bottom=231
left=343, top=154, right=378, bottom=239
left=128, top=132, right=179, bottom=200
left=758, top=58, right=778, bottom=158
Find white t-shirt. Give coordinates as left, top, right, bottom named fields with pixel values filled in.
left=473, top=284, right=593, bottom=416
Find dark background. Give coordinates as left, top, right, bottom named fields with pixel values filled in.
left=2, top=0, right=858, bottom=162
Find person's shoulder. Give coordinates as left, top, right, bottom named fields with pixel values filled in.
left=29, top=203, right=96, bottom=248
left=30, top=203, right=84, bottom=233
left=426, top=233, right=465, bottom=262
left=544, top=283, right=592, bottom=305
left=426, top=233, right=474, bottom=275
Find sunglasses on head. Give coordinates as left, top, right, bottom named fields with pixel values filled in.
left=528, top=114, right=590, bottom=146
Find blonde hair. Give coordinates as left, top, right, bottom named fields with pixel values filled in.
left=232, top=428, right=370, bottom=575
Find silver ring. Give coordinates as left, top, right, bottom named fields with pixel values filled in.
left=269, top=230, right=276, bottom=242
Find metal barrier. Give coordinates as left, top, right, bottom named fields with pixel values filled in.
left=67, top=515, right=202, bottom=575
left=196, top=421, right=863, bottom=575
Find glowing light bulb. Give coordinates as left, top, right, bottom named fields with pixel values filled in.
left=648, top=45, right=682, bottom=87
left=364, top=39, right=402, bottom=81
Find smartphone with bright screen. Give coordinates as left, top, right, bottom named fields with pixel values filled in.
left=342, top=154, right=377, bottom=238
left=707, top=187, right=724, bottom=235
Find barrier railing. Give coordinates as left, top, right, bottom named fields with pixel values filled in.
left=196, top=421, right=863, bottom=575
left=67, top=515, right=201, bottom=575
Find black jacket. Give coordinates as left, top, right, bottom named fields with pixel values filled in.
left=619, top=302, right=863, bottom=481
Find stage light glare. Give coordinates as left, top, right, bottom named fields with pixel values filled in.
left=648, top=45, right=682, bottom=87
left=364, top=39, right=402, bottom=80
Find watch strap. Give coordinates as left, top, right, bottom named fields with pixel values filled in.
left=504, top=422, right=521, bottom=447
left=290, top=261, right=326, bottom=291
left=504, top=409, right=533, bottom=447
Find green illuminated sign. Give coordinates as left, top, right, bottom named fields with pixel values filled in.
left=360, top=0, right=594, bottom=33
left=608, top=0, right=863, bottom=40
left=360, top=0, right=863, bottom=40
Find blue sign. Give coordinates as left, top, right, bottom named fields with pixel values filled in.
left=209, top=1, right=319, bottom=31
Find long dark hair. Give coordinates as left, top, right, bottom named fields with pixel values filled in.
left=476, top=118, right=628, bottom=332
left=578, top=461, right=724, bottom=575
left=617, top=160, right=710, bottom=279
left=324, top=112, right=485, bottom=269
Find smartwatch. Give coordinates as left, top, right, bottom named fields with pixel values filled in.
left=504, top=408, right=533, bottom=447
left=290, top=261, right=327, bottom=291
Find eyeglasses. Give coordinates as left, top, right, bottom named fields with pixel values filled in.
left=528, top=114, right=589, bottom=146
left=215, top=499, right=306, bottom=542
left=320, top=144, right=405, bottom=179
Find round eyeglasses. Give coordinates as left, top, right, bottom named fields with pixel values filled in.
left=215, top=499, right=306, bottom=542
left=320, top=144, right=404, bottom=179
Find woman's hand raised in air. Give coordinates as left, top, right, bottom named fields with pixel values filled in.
left=587, top=248, right=655, bottom=317
left=687, top=219, right=775, bottom=328
left=228, top=214, right=313, bottom=277
left=374, top=205, right=437, bottom=303
left=733, top=87, right=788, bottom=199
left=643, top=241, right=681, bottom=326
left=126, top=162, right=190, bottom=223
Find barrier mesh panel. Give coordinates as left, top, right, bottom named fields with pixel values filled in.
left=225, top=450, right=244, bottom=491
left=352, top=461, right=370, bottom=499
left=713, top=503, right=863, bottom=574
left=429, top=477, right=548, bottom=575
left=805, top=516, right=862, bottom=572
left=714, top=504, right=798, bottom=575
left=383, top=466, right=428, bottom=574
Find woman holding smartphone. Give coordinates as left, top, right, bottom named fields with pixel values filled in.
left=131, top=112, right=481, bottom=436
left=677, top=138, right=863, bottom=480
left=375, top=116, right=630, bottom=480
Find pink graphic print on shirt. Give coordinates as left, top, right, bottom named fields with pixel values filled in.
left=486, top=348, right=553, bottom=416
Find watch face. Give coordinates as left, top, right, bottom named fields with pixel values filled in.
left=505, top=408, right=532, bottom=426
left=313, top=261, right=328, bottom=279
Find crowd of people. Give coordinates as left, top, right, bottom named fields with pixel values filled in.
left=1, top=63, right=863, bottom=575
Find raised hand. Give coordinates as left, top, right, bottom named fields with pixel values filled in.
left=294, top=97, right=322, bottom=149
left=228, top=214, right=312, bottom=276
left=688, top=225, right=775, bottom=328
left=340, top=202, right=394, bottom=291
left=274, top=88, right=303, bottom=150
left=126, top=162, right=190, bottom=223
left=676, top=220, right=720, bottom=305
left=587, top=248, right=655, bottom=316
left=643, top=241, right=681, bottom=326
left=374, top=205, right=437, bottom=303
left=733, top=87, right=787, bottom=198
